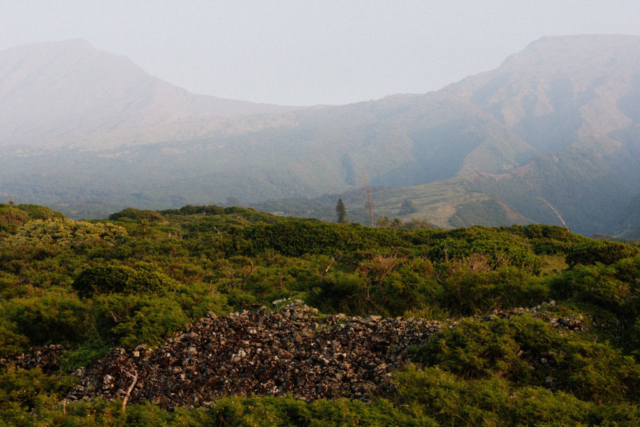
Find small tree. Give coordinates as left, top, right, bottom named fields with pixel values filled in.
left=376, top=217, right=404, bottom=229
left=404, top=218, right=432, bottom=230
left=398, top=199, right=418, bottom=215
left=336, top=199, right=348, bottom=223
left=376, top=216, right=390, bottom=228
left=391, top=218, right=404, bottom=229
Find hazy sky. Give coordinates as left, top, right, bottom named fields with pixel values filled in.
left=1, top=1, right=639, bottom=105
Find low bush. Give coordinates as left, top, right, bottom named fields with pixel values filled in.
left=73, top=262, right=178, bottom=298
left=410, top=315, right=640, bottom=404
left=94, top=294, right=190, bottom=347
left=1, top=291, right=91, bottom=347
left=551, top=255, right=640, bottom=321
left=566, top=240, right=638, bottom=267
left=108, top=208, right=164, bottom=222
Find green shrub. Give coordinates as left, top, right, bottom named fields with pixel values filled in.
left=224, top=288, right=258, bottom=309
left=0, top=368, right=76, bottom=412
left=172, top=282, right=230, bottom=319
left=566, top=240, right=638, bottom=267
left=245, top=221, right=406, bottom=257
left=3, top=218, right=127, bottom=251
left=211, top=395, right=438, bottom=426
left=0, top=204, right=65, bottom=235
left=95, top=294, right=189, bottom=347
left=1, top=291, right=91, bottom=347
left=410, top=315, right=640, bottom=403
left=58, top=339, right=110, bottom=372
left=3, top=204, right=640, bottom=424
left=0, top=319, right=29, bottom=357
left=435, top=264, right=549, bottom=315
left=308, top=254, right=548, bottom=317
left=72, top=262, right=178, bottom=298
left=551, top=255, right=640, bottom=321
left=108, top=207, right=165, bottom=222
left=15, top=204, right=65, bottom=221
left=394, top=365, right=640, bottom=426
left=159, top=204, right=226, bottom=216
left=510, top=224, right=574, bottom=240
left=0, top=206, right=28, bottom=233
left=308, top=271, right=371, bottom=315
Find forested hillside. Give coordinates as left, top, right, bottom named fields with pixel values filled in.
left=2, top=203, right=640, bottom=425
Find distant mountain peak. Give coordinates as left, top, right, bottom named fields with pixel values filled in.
left=501, top=34, right=640, bottom=68
left=0, top=40, right=296, bottom=149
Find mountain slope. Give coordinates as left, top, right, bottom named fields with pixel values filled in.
left=251, top=176, right=529, bottom=229
left=1, top=36, right=640, bottom=236
left=0, top=39, right=292, bottom=150
left=615, top=192, right=640, bottom=238
left=248, top=36, right=640, bottom=234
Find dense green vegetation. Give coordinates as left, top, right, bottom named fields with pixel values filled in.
left=1, top=204, right=640, bottom=425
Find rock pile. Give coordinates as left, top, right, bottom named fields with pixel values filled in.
left=0, top=344, right=66, bottom=374
left=67, top=303, right=442, bottom=408
left=486, top=301, right=589, bottom=332
left=1, top=300, right=590, bottom=409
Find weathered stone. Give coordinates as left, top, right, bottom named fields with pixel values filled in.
left=0, top=300, right=586, bottom=410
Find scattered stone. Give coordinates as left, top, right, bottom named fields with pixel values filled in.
left=66, top=305, right=441, bottom=408
left=1, top=300, right=590, bottom=409
left=0, top=344, right=66, bottom=373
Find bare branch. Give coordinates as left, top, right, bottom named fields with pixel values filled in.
left=321, top=257, right=335, bottom=282
left=122, top=368, right=138, bottom=413
left=110, top=311, right=120, bottom=323
left=324, top=258, right=335, bottom=274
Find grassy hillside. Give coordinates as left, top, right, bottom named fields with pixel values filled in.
left=252, top=176, right=529, bottom=229
left=2, top=204, right=640, bottom=424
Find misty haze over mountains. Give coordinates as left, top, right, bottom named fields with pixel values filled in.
left=0, top=39, right=295, bottom=150
left=1, top=35, right=640, bottom=237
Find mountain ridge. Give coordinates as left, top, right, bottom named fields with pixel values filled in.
left=0, top=39, right=296, bottom=150
left=1, top=35, right=640, bottom=236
